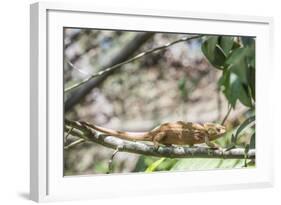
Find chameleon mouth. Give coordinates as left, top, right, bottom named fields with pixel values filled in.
left=219, top=128, right=226, bottom=135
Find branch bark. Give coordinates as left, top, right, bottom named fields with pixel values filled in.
left=64, top=119, right=255, bottom=159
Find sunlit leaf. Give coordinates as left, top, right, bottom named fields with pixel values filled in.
left=171, top=158, right=251, bottom=171
left=145, top=158, right=166, bottom=173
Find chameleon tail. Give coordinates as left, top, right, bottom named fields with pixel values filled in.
left=81, top=121, right=150, bottom=141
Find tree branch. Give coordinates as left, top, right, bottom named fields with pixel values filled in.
left=64, top=32, right=154, bottom=112
left=64, top=119, right=255, bottom=159
left=64, top=34, right=204, bottom=112
left=64, top=138, right=85, bottom=150
left=65, top=35, right=202, bottom=93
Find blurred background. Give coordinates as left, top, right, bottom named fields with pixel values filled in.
left=63, top=28, right=254, bottom=176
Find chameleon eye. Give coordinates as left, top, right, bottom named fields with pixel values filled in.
left=207, top=128, right=216, bottom=135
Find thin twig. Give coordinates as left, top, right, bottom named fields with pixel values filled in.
left=217, top=86, right=222, bottom=121
left=64, top=35, right=203, bottom=93
left=66, top=60, right=90, bottom=76
left=64, top=119, right=255, bottom=159
left=221, top=105, right=232, bottom=125
left=107, top=147, right=121, bottom=174
left=64, top=127, right=73, bottom=143
left=64, top=138, right=85, bottom=150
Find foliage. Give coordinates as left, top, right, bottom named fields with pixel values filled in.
left=202, top=35, right=256, bottom=158
left=201, top=36, right=255, bottom=108
left=64, top=31, right=256, bottom=175
left=134, top=156, right=178, bottom=172
left=171, top=158, right=252, bottom=171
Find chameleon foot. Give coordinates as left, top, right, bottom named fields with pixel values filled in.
left=152, top=144, right=160, bottom=152
left=207, top=148, right=215, bottom=156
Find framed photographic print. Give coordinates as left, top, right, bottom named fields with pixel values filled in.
left=30, top=2, right=274, bottom=202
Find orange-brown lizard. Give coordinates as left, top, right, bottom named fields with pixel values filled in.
left=81, top=121, right=226, bottom=149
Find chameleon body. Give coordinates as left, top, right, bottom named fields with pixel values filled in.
left=82, top=121, right=226, bottom=149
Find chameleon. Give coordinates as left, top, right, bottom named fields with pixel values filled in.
left=81, top=121, right=226, bottom=149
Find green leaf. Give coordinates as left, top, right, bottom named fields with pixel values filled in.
left=249, top=132, right=255, bottom=149
left=230, top=134, right=236, bottom=144
left=133, top=156, right=148, bottom=172
left=232, top=115, right=255, bottom=145
left=145, top=158, right=166, bottom=173
left=222, top=72, right=252, bottom=108
left=248, top=66, right=255, bottom=101
left=225, top=47, right=249, bottom=65
left=226, top=47, right=250, bottom=84
left=241, top=37, right=255, bottom=48
left=178, top=77, right=188, bottom=100
left=224, top=73, right=241, bottom=107
left=202, top=36, right=218, bottom=59
left=171, top=158, right=250, bottom=171
left=238, top=84, right=253, bottom=107
left=203, top=36, right=255, bottom=108
left=232, top=40, right=242, bottom=50
left=218, top=36, right=234, bottom=56
left=201, top=37, right=226, bottom=69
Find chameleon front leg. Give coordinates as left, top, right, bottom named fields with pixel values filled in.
left=152, top=132, right=166, bottom=150
left=204, top=136, right=220, bottom=149
left=204, top=136, right=225, bottom=157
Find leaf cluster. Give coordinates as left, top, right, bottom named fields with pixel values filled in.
left=202, top=36, right=255, bottom=108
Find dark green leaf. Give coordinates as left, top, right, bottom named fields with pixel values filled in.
left=249, top=132, right=255, bottom=149
left=226, top=47, right=249, bottom=65
left=230, top=59, right=248, bottom=84
left=238, top=84, right=252, bottom=107
left=201, top=37, right=226, bottom=69
left=241, top=37, right=255, bottom=47
left=248, top=66, right=255, bottom=101
left=232, top=115, right=255, bottom=145
left=231, top=134, right=236, bottom=144
left=226, top=47, right=250, bottom=84
left=202, top=36, right=218, bottom=58
left=224, top=73, right=242, bottom=107
left=218, top=36, right=234, bottom=56
left=222, top=72, right=252, bottom=108
left=133, top=156, right=147, bottom=172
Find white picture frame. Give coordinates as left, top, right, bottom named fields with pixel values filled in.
left=30, top=2, right=274, bottom=202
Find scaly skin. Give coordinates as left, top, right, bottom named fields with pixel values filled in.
left=81, top=121, right=226, bottom=149
left=81, top=121, right=226, bottom=148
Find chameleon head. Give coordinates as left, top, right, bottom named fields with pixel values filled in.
left=203, top=123, right=226, bottom=140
